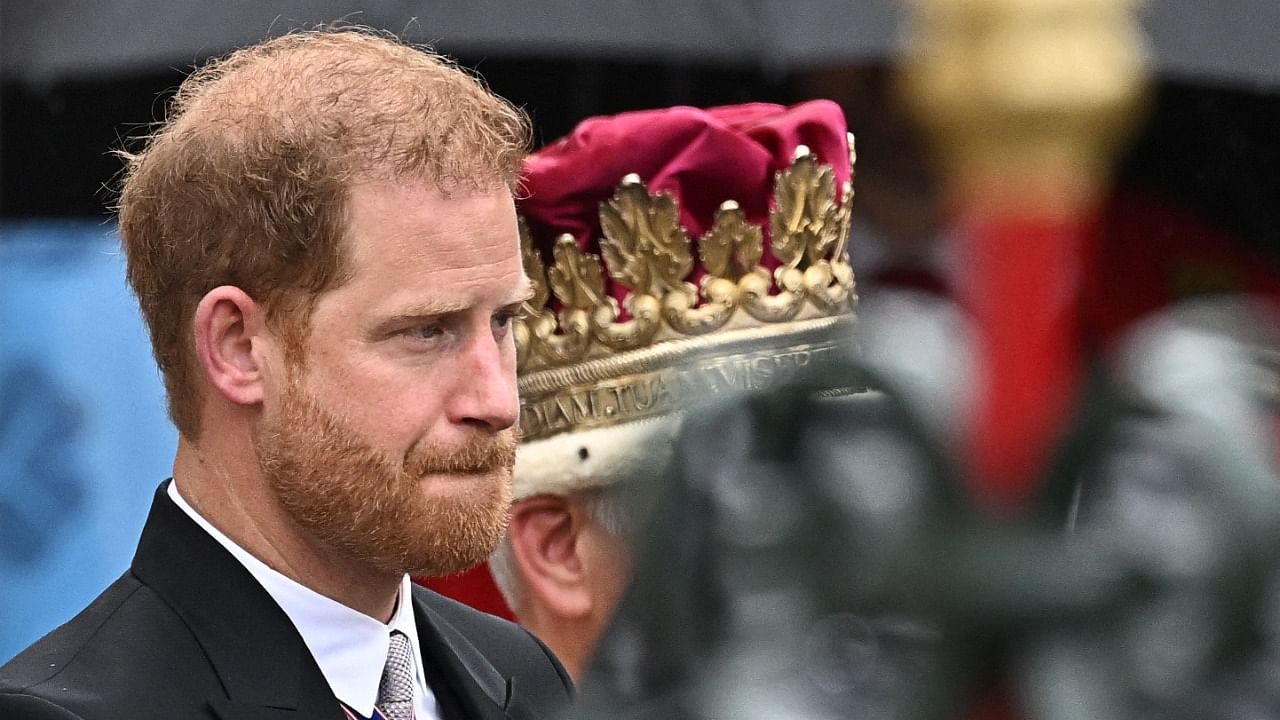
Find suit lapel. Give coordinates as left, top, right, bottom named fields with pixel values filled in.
left=130, top=482, right=521, bottom=720
left=130, top=482, right=345, bottom=720
left=412, top=592, right=512, bottom=720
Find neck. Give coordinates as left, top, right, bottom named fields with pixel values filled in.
left=174, top=433, right=401, bottom=622
left=518, top=607, right=600, bottom=682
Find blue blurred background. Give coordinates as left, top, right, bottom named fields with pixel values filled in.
left=0, top=222, right=176, bottom=662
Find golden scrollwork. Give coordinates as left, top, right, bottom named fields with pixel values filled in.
left=515, top=218, right=546, bottom=368
left=662, top=200, right=761, bottom=335
left=518, top=217, right=550, bottom=312
left=747, top=144, right=856, bottom=322
left=771, top=146, right=843, bottom=268
left=546, top=234, right=605, bottom=313
left=599, top=174, right=695, bottom=296
left=700, top=201, right=763, bottom=280
left=530, top=236, right=599, bottom=366
left=516, top=143, right=858, bottom=372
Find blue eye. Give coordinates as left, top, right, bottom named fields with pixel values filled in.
left=408, top=324, right=444, bottom=340
left=493, top=308, right=523, bottom=330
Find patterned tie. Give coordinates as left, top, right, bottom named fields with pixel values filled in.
left=377, top=631, right=416, bottom=720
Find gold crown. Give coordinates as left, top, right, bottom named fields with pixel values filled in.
left=516, top=137, right=859, bottom=442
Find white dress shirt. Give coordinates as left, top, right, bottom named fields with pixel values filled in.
left=169, top=481, right=441, bottom=720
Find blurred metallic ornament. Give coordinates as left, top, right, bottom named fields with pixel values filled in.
left=574, top=300, right=1280, bottom=720
left=900, top=0, right=1149, bottom=217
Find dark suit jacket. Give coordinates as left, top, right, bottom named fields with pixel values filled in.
left=0, top=483, right=572, bottom=719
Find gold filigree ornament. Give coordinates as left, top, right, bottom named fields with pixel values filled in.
left=516, top=137, right=860, bottom=441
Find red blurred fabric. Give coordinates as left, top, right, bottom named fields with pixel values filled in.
left=958, top=213, right=1087, bottom=508
left=416, top=564, right=514, bottom=621
left=1083, top=188, right=1280, bottom=345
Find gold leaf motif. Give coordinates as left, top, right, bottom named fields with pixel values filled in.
left=518, top=217, right=550, bottom=311
left=809, top=202, right=841, bottom=264
left=770, top=150, right=840, bottom=270
left=514, top=320, right=533, bottom=369
left=770, top=171, right=805, bottom=268
left=531, top=311, right=591, bottom=368
left=517, top=137, right=858, bottom=374
left=742, top=275, right=805, bottom=323
left=599, top=175, right=694, bottom=295
left=807, top=261, right=855, bottom=314
left=546, top=234, right=605, bottom=313
left=700, top=201, right=764, bottom=280
left=831, top=183, right=853, bottom=265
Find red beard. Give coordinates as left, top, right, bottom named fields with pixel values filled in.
left=255, top=378, right=515, bottom=577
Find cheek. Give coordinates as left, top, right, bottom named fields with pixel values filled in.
left=611, top=544, right=635, bottom=596
left=306, top=367, right=440, bottom=441
left=359, top=388, right=448, bottom=444
left=589, top=534, right=635, bottom=614
left=302, top=342, right=466, bottom=448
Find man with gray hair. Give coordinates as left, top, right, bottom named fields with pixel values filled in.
left=490, top=422, right=676, bottom=680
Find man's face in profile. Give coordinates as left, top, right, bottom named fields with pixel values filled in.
left=254, top=179, right=529, bottom=577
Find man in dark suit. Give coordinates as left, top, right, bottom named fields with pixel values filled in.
left=0, top=28, right=571, bottom=719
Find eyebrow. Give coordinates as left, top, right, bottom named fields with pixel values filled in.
left=376, top=276, right=537, bottom=330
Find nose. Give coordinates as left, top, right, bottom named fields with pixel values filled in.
left=446, top=328, right=520, bottom=433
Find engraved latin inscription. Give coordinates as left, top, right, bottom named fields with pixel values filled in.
left=519, top=342, right=840, bottom=440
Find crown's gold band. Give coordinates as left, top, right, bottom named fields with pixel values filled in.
left=518, top=315, right=856, bottom=441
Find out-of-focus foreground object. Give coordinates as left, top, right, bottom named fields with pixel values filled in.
left=900, top=0, right=1149, bottom=506
left=568, top=1, right=1280, bottom=718
left=575, top=295, right=1280, bottom=719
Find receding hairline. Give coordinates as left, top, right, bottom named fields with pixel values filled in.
left=152, top=28, right=529, bottom=186
left=114, top=27, right=531, bottom=439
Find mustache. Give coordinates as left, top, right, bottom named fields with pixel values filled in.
left=406, top=429, right=518, bottom=475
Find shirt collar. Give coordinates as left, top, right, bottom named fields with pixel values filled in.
left=168, top=480, right=429, bottom=718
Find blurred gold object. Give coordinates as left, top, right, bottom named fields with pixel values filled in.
left=901, top=0, right=1149, bottom=216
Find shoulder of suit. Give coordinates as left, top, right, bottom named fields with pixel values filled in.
left=0, top=692, right=87, bottom=719
left=410, top=585, right=568, bottom=675
left=0, top=573, right=145, bottom=691
left=0, top=571, right=217, bottom=714
left=410, top=584, right=574, bottom=704
left=410, top=583, right=523, bottom=636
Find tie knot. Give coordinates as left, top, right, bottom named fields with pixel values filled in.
left=377, top=631, right=415, bottom=720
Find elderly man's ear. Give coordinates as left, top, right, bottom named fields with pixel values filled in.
left=506, top=495, right=597, bottom=620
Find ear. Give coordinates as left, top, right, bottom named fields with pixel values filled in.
left=192, top=286, right=275, bottom=407
left=506, top=495, right=593, bottom=620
